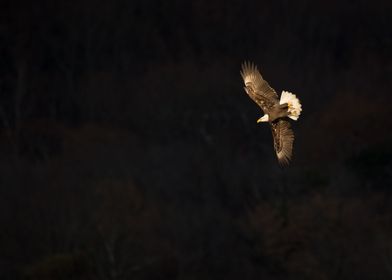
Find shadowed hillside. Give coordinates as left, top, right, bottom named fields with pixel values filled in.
left=0, top=0, right=391, bottom=279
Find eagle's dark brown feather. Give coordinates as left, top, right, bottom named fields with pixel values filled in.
left=270, top=120, right=294, bottom=165
left=240, top=61, right=279, bottom=113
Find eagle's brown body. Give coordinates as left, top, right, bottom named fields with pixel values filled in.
left=266, top=103, right=290, bottom=122
left=240, top=61, right=301, bottom=165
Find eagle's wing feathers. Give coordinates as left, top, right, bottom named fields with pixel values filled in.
left=270, top=120, right=294, bottom=165
left=240, top=61, right=278, bottom=112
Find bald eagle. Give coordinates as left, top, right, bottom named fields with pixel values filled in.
left=240, top=61, right=302, bottom=165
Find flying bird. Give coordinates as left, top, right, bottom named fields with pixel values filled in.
left=240, top=61, right=302, bottom=165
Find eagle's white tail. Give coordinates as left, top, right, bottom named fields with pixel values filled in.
left=280, top=91, right=302, bottom=121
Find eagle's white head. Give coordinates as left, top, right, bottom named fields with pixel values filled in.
left=257, top=114, right=269, bottom=123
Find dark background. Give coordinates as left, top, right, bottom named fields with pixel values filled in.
left=1, top=0, right=391, bottom=279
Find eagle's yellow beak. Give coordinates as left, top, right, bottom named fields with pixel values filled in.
left=257, top=114, right=269, bottom=123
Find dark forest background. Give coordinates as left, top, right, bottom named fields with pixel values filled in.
left=1, top=0, right=391, bottom=279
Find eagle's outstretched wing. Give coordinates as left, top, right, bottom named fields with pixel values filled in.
left=240, top=61, right=279, bottom=113
left=270, top=120, right=294, bottom=165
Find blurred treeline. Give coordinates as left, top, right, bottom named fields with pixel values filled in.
left=0, top=0, right=391, bottom=279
